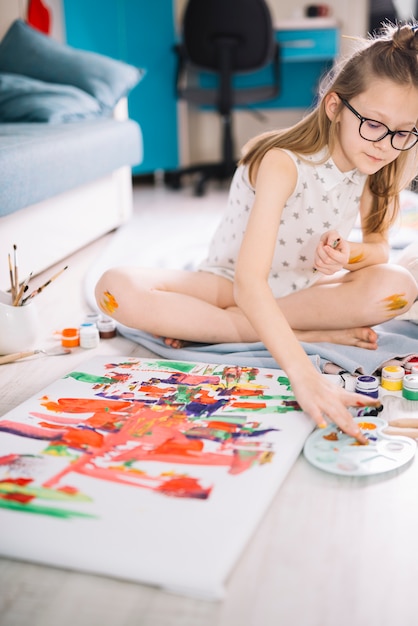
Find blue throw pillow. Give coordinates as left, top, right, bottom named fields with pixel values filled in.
left=0, top=73, right=103, bottom=122
left=0, top=20, right=144, bottom=111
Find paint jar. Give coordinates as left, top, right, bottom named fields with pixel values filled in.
left=84, top=312, right=100, bottom=325
left=61, top=327, right=79, bottom=348
left=79, top=323, right=100, bottom=349
left=381, top=365, right=404, bottom=391
left=0, top=290, right=40, bottom=354
left=402, top=374, right=418, bottom=401
left=355, top=375, right=379, bottom=399
left=404, top=357, right=418, bottom=375
left=97, top=316, right=117, bottom=339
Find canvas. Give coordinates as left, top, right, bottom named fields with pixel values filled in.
left=0, top=356, right=314, bottom=599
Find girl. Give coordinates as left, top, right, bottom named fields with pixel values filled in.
left=95, top=23, right=418, bottom=443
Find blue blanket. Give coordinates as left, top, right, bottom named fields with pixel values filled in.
left=117, top=319, right=418, bottom=375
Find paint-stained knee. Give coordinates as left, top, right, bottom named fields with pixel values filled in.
left=379, top=265, right=418, bottom=316
left=95, top=269, right=122, bottom=317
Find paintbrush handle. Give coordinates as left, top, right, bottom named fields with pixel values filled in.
left=0, top=350, right=37, bottom=365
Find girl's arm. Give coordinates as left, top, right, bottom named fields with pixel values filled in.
left=234, top=149, right=374, bottom=443
left=346, top=183, right=392, bottom=269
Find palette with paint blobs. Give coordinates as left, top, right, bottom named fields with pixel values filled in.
left=303, top=417, right=416, bottom=476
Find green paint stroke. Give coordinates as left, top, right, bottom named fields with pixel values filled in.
left=277, top=376, right=292, bottom=391
left=0, top=498, right=96, bottom=519
left=198, top=415, right=247, bottom=425
left=146, top=360, right=197, bottom=373
left=64, top=372, right=119, bottom=384
left=44, top=444, right=78, bottom=458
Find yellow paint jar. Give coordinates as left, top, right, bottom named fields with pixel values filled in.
left=381, top=365, right=404, bottom=391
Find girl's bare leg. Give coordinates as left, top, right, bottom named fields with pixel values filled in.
left=95, top=263, right=417, bottom=349
left=279, top=264, right=417, bottom=348
left=95, top=267, right=258, bottom=344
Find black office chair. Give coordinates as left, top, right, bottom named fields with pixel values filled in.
left=164, top=0, right=280, bottom=196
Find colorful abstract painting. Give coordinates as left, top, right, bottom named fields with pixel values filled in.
left=0, top=357, right=314, bottom=598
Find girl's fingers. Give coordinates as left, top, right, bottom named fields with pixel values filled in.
left=308, top=399, right=369, bottom=444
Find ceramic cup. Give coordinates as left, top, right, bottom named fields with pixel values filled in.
left=0, top=291, right=40, bottom=354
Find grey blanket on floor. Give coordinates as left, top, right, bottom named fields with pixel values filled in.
left=117, top=319, right=418, bottom=375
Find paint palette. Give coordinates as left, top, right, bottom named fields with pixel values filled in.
left=303, top=417, right=416, bottom=476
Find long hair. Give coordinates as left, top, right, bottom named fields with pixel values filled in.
left=240, top=22, right=418, bottom=235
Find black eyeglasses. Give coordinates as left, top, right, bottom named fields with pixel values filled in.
left=339, top=97, right=418, bottom=151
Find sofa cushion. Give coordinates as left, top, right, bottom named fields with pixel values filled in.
left=0, top=20, right=144, bottom=111
left=0, top=73, right=103, bottom=122
left=0, top=118, right=142, bottom=217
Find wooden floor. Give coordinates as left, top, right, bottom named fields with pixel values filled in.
left=2, top=181, right=418, bottom=626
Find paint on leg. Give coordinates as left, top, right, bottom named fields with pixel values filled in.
left=381, top=292, right=409, bottom=317
left=99, top=290, right=119, bottom=316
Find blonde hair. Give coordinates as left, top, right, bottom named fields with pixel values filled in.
left=240, top=22, right=418, bottom=235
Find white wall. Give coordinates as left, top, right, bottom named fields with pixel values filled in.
left=394, top=0, right=416, bottom=19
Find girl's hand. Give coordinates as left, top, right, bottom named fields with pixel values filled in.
left=314, top=230, right=350, bottom=275
left=289, top=368, right=378, bottom=444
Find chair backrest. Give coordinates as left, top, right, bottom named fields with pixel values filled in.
left=182, top=0, right=276, bottom=73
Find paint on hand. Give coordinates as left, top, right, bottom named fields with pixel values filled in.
left=348, top=252, right=365, bottom=265
left=100, top=290, right=119, bottom=315
left=382, top=293, right=408, bottom=313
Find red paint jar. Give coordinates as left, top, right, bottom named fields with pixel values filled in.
left=404, top=357, right=418, bottom=375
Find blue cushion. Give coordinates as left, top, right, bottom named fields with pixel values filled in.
left=0, top=73, right=103, bottom=122
left=0, top=20, right=143, bottom=111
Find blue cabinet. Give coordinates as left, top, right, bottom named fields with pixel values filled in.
left=62, top=1, right=179, bottom=175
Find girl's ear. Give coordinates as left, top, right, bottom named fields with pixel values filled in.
left=324, top=92, right=341, bottom=121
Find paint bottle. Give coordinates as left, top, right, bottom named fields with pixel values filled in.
left=61, top=327, right=79, bottom=348
left=402, top=374, right=418, bottom=401
left=97, top=316, right=117, bottom=339
left=355, top=375, right=379, bottom=399
left=381, top=365, right=404, bottom=391
left=79, top=323, right=100, bottom=349
left=84, top=311, right=100, bottom=324
left=404, top=357, right=418, bottom=375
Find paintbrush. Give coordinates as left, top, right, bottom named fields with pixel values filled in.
left=13, top=244, right=18, bottom=299
left=13, top=272, right=33, bottom=307
left=8, top=253, right=15, bottom=300
left=312, top=237, right=342, bottom=273
left=21, top=265, right=68, bottom=305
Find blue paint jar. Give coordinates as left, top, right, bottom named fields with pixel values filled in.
left=355, top=375, right=379, bottom=399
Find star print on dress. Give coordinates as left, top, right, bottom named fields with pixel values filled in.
left=197, top=147, right=367, bottom=298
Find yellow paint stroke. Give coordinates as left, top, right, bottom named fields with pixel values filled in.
left=100, top=290, right=119, bottom=315
left=348, top=252, right=365, bottom=265
left=382, top=293, right=408, bottom=312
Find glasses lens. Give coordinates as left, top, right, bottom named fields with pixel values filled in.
left=360, top=119, right=418, bottom=150
left=392, top=131, right=418, bottom=150
left=359, top=119, right=389, bottom=142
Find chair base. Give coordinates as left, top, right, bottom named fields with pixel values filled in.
left=164, top=160, right=237, bottom=196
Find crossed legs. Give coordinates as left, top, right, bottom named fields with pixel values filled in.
left=94, top=263, right=418, bottom=350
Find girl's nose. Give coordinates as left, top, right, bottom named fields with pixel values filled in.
left=373, top=134, right=393, bottom=150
